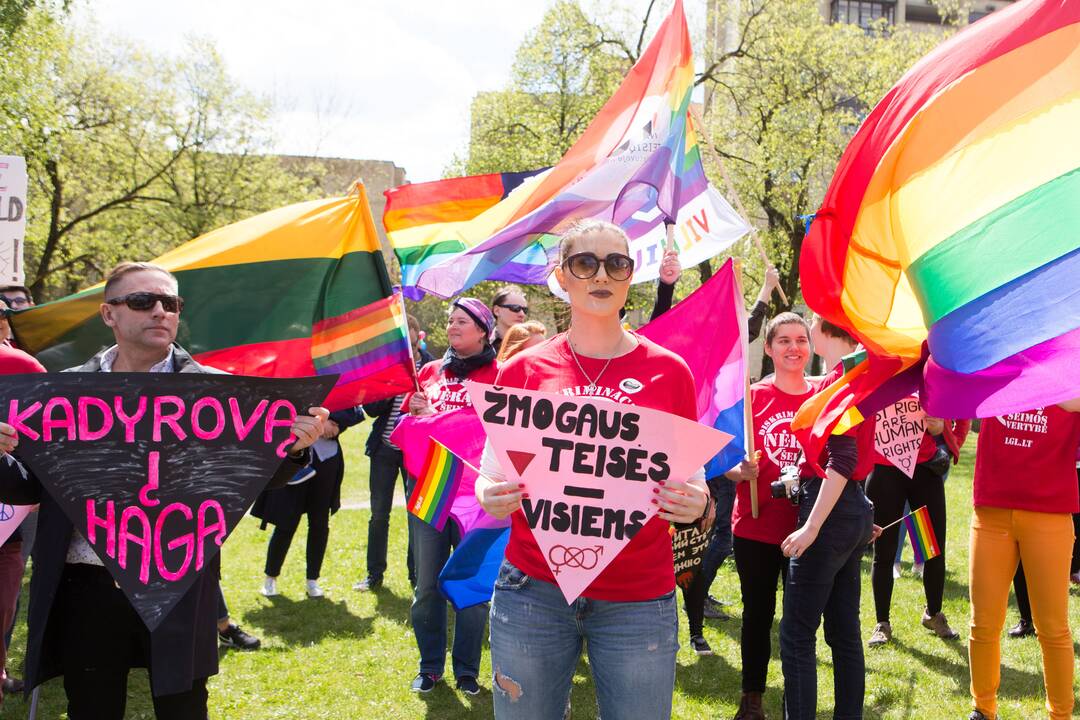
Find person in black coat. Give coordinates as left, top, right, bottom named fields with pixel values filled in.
left=354, top=316, right=433, bottom=591
left=0, top=262, right=325, bottom=720
left=254, top=405, right=365, bottom=598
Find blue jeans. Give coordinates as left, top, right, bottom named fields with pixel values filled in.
left=408, top=483, right=487, bottom=679
left=780, top=479, right=873, bottom=720
left=489, top=561, right=678, bottom=720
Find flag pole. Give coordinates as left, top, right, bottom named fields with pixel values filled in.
left=878, top=505, right=927, bottom=533
left=395, top=290, right=422, bottom=392
left=689, top=107, right=788, bottom=305
left=732, top=258, right=759, bottom=519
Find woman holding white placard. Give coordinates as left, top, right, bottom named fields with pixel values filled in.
left=475, top=220, right=708, bottom=720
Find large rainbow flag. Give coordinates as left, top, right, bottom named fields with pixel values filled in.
left=11, top=185, right=415, bottom=411
left=383, top=169, right=547, bottom=298
left=411, top=0, right=749, bottom=298
left=795, top=0, right=1080, bottom=456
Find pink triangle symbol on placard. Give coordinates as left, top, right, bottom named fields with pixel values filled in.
left=468, top=381, right=734, bottom=605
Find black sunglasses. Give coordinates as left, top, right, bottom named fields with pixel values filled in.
left=105, top=292, right=184, bottom=314
left=562, top=252, right=635, bottom=281
left=495, top=302, right=529, bottom=315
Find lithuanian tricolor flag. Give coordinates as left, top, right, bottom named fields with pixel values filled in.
left=11, top=184, right=415, bottom=411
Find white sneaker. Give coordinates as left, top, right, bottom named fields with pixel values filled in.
left=261, top=577, right=278, bottom=597
left=306, top=579, right=324, bottom=598
left=892, top=562, right=902, bottom=580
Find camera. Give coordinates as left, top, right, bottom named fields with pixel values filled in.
left=770, top=465, right=801, bottom=505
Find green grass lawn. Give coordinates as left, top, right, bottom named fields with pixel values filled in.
left=4, top=428, right=1078, bottom=718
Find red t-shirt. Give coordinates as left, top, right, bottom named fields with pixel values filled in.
left=871, top=395, right=938, bottom=468
left=974, top=406, right=1080, bottom=514
left=408, top=359, right=499, bottom=413
left=0, top=343, right=45, bottom=375
left=732, top=378, right=811, bottom=545
left=495, top=332, right=697, bottom=602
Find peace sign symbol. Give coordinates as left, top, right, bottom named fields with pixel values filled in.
left=0, top=505, right=14, bottom=522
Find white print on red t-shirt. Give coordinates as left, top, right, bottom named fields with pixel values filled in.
left=759, top=411, right=802, bottom=469
left=560, top=384, right=634, bottom=404
left=994, top=408, right=1048, bottom=448
left=426, top=379, right=471, bottom=412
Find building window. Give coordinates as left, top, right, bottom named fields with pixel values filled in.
left=831, top=0, right=896, bottom=28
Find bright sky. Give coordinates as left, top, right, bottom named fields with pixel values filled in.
left=81, top=0, right=675, bottom=184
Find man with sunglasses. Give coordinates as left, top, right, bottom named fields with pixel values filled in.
left=489, top=285, right=529, bottom=354
left=0, top=285, right=33, bottom=347
left=0, top=261, right=328, bottom=719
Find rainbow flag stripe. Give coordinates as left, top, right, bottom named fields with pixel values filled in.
left=11, top=185, right=415, bottom=411
left=903, top=506, right=941, bottom=565
left=412, top=0, right=709, bottom=298
left=795, top=1, right=1079, bottom=456
left=408, top=439, right=464, bottom=531
left=383, top=169, right=548, bottom=298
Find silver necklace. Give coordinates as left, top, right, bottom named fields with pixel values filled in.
left=568, top=335, right=623, bottom=390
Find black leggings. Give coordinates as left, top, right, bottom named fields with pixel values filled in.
left=733, top=534, right=787, bottom=693
left=865, top=462, right=947, bottom=622
left=264, top=453, right=342, bottom=580
left=681, top=565, right=707, bottom=637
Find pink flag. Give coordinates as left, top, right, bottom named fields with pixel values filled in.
left=469, top=382, right=732, bottom=603
left=390, top=408, right=508, bottom=535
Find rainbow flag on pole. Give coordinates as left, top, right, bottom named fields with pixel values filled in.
left=903, top=506, right=941, bottom=564
left=795, top=1, right=1080, bottom=459
left=383, top=169, right=547, bottom=298
left=411, top=0, right=748, bottom=298
left=11, top=185, right=415, bottom=411
left=407, top=438, right=466, bottom=531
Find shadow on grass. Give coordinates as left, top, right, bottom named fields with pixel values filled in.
left=243, top=590, right=411, bottom=647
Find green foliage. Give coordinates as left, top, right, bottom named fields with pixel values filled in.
left=698, top=0, right=943, bottom=311
left=0, top=11, right=320, bottom=301
left=464, top=0, right=628, bottom=175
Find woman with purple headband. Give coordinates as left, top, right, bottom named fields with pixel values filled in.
left=401, top=297, right=499, bottom=696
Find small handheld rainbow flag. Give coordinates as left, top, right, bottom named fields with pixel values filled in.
left=903, top=505, right=941, bottom=564
left=407, top=438, right=465, bottom=531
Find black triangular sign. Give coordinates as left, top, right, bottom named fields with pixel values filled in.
left=0, top=372, right=335, bottom=631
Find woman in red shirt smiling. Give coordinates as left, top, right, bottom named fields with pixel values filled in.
left=476, top=220, right=708, bottom=720
left=725, top=312, right=814, bottom=719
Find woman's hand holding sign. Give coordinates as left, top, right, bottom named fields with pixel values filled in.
left=476, top=477, right=526, bottom=520
left=654, top=476, right=708, bottom=524
left=0, top=422, right=16, bottom=455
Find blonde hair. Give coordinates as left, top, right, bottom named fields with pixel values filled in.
left=496, top=321, right=547, bottom=363
left=103, top=262, right=177, bottom=298
left=558, top=220, right=630, bottom=263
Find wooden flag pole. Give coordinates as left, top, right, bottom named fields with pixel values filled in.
left=689, top=107, right=788, bottom=305
left=733, top=258, right=759, bottom=519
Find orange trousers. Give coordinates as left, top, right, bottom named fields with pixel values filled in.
left=969, top=506, right=1075, bottom=720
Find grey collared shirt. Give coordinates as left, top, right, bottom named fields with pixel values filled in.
left=65, top=345, right=178, bottom=566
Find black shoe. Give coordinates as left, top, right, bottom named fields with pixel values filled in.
left=456, top=675, right=481, bottom=695
left=1007, top=618, right=1035, bottom=638
left=353, top=576, right=382, bottom=592
left=689, top=634, right=713, bottom=656
left=969, top=711, right=994, bottom=720
left=1, top=674, right=23, bottom=693
left=218, top=623, right=261, bottom=650
left=411, top=672, right=441, bottom=693
left=703, top=595, right=730, bottom=620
